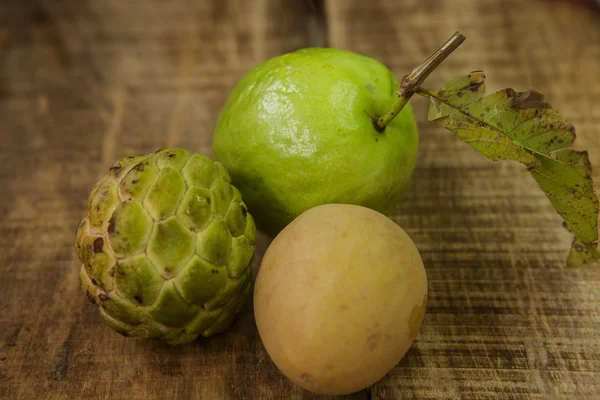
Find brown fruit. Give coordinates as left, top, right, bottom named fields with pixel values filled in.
left=254, top=204, right=427, bottom=395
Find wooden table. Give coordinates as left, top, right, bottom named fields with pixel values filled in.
left=1, top=0, right=599, bottom=399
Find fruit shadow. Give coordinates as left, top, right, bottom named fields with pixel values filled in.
left=251, top=232, right=274, bottom=280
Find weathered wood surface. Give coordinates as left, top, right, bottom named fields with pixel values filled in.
left=0, top=0, right=599, bottom=399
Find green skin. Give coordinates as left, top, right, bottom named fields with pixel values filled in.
left=213, top=48, right=419, bottom=236
left=75, top=149, right=256, bottom=346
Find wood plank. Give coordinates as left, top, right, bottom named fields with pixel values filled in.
left=0, top=1, right=363, bottom=399
left=326, top=0, right=600, bottom=398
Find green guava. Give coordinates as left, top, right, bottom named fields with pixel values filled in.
left=212, top=48, right=418, bottom=236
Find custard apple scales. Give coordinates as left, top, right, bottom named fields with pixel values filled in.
left=75, top=149, right=256, bottom=346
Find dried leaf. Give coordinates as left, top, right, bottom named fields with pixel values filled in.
left=424, top=71, right=599, bottom=268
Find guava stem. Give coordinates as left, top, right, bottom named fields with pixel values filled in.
left=374, top=31, right=466, bottom=131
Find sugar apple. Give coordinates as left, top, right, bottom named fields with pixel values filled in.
left=75, top=149, right=256, bottom=346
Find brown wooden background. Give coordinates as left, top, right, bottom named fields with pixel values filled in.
left=1, top=0, right=599, bottom=399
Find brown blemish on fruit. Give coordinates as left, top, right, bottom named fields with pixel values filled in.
left=109, top=165, right=122, bottom=175
left=85, top=291, right=96, bottom=304
left=468, top=83, right=480, bottom=92
left=108, top=217, right=116, bottom=234
left=134, top=295, right=143, bottom=304
left=366, top=332, right=382, bottom=351
left=300, top=373, right=313, bottom=383
left=339, top=304, right=348, bottom=311
left=93, top=237, right=104, bottom=253
left=384, top=334, right=392, bottom=344
left=98, top=292, right=109, bottom=302
left=408, top=295, right=427, bottom=340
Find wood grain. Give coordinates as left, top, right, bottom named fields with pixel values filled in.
left=326, top=0, right=600, bottom=399
left=1, top=0, right=599, bottom=399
